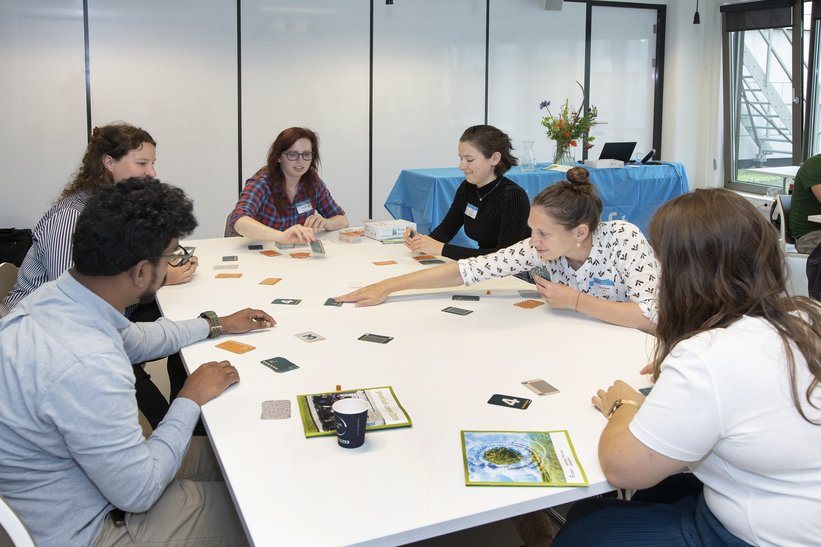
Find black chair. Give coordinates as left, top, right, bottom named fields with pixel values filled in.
left=808, top=243, right=821, bottom=301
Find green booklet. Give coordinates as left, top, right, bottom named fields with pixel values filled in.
left=296, top=386, right=412, bottom=438
left=461, top=430, right=588, bottom=487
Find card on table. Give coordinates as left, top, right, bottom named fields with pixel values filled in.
left=295, top=331, right=325, bottom=343
left=272, top=298, right=301, bottom=305
left=222, top=255, right=238, bottom=261
left=419, top=259, right=445, bottom=265
left=442, top=306, right=473, bottom=316
left=259, top=277, right=282, bottom=285
left=358, top=333, right=393, bottom=344
left=216, top=340, right=256, bottom=354
left=260, top=400, right=291, bottom=420
left=275, top=242, right=295, bottom=249
left=518, top=289, right=540, bottom=299
left=324, top=297, right=343, bottom=307
left=452, top=294, right=480, bottom=301
left=213, top=264, right=239, bottom=270
left=373, top=260, right=398, bottom=266
left=260, top=249, right=281, bottom=257
left=215, top=273, right=243, bottom=279
left=290, top=252, right=311, bottom=259
left=412, top=255, right=436, bottom=261
left=260, top=357, right=299, bottom=373
left=522, top=379, right=560, bottom=396
left=310, top=240, right=326, bottom=254
left=247, top=244, right=263, bottom=250
left=514, top=299, right=544, bottom=309
left=487, top=394, right=532, bottom=410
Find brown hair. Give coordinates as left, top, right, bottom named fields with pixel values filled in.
left=460, top=125, right=517, bottom=177
left=60, top=122, right=155, bottom=199
left=265, top=127, right=321, bottom=215
left=649, top=188, right=821, bottom=423
left=532, top=167, right=601, bottom=232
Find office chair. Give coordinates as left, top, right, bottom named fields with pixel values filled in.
left=0, top=496, right=34, bottom=547
left=0, top=263, right=18, bottom=302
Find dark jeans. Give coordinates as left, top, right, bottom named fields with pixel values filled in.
left=129, top=301, right=190, bottom=430
left=553, top=474, right=752, bottom=547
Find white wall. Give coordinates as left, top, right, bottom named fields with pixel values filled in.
left=1, top=0, right=725, bottom=237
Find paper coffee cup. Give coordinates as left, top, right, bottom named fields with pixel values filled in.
left=332, top=398, right=369, bottom=449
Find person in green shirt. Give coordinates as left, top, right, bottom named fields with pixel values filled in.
left=788, top=154, right=821, bottom=253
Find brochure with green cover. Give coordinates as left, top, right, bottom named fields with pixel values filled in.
left=461, top=430, right=588, bottom=487
left=296, top=386, right=412, bottom=438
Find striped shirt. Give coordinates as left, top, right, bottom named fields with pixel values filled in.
left=0, top=192, right=88, bottom=317
left=226, top=167, right=345, bottom=236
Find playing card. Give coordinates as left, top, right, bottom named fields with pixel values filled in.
left=419, top=259, right=445, bottom=265
left=260, top=357, right=299, bottom=373
left=324, top=298, right=343, bottom=307
left=358, top=333, right=393, bottom=344
left=275, top=242, right=295, bottom=249
left=215, top=273, right=243, bottom=279
left=412, top=255, right=436, bottom=261
left=295, top=331, right=325, bottom=343
left=272, top=298, right=301, bottom=305
left=260, top=250, right=281, bottom=257
left=248, top=244, right=263, bottom=250
left=259, top=277, right=282, bottom=285
left=452, top=295, right=480, bottom=301
left=530, top=266, right=551, bottom=281
left=514, top=299, right=544, bottom=309
left=518, top=289, right=540, bottom=299
left=487, top=394, right=532, bottom=410
left=310, top=240, right=326, bottom=254
left=261, top=400, right=291, bottom=420
left=442, top=306, right=473, bottom=316
left=373, top=260, right=398, bottom=266
left=290, top=252, right=311, bottom=259
left=222, top=255, right=238, bottom=261
left=215, top=340, right=256, bottom=354
left=214, top=264, right=239, bottom=270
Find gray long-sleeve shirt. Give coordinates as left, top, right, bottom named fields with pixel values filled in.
left=0, top=271, right=207, bottom=547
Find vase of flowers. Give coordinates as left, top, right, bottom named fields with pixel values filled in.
left=539, top=82, right=598, bottom=165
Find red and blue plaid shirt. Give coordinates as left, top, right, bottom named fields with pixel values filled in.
left=227, top=167, right=345, bottom=235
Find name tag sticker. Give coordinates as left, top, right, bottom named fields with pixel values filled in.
left=295, top=200, right=313, bottom=215
left=465, top=204, right=478, bottom=219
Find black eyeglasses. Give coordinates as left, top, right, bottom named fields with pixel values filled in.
left=283, top=151, right=313, bottom=161
left=161, top=245, right=192, bottom=267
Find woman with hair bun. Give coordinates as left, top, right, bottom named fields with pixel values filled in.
left=403, top=125, right=531, bottom=259
left=336, top=166, right=658, bottom=332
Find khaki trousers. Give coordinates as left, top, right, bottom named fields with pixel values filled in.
left=93, top=437, right=248, bottom=547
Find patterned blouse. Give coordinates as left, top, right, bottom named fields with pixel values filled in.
left=457, top=220, right=658, bottom=320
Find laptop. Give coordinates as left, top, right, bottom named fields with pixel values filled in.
left=598, top=142, right=637, bottom=163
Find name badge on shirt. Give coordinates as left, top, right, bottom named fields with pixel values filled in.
left=464, top=203, right=478, bottom=219
left=295, top=200, right=313, bottom=215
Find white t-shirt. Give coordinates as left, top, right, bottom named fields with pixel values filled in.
left=457, top=220, right=658, bottom=320
left=631, top=316, right=821, bottom=547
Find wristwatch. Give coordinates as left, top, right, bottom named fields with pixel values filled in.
left=199, top=311, right=222, bottom=338
left=606, top=398, right=640, bottom=419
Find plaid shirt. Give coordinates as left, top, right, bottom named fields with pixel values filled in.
left=227, top=167, right=345, bottom=235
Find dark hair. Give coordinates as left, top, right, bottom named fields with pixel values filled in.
left=459, top=125, right=517, bottom=177
left=649, top=188, right=821, bottom=424
left=73, top=177, right=197, bottom=276
left=265, top=127, right=321, bottom=215
left=532, top=167, right=601, bottom=232
left=60, top=122, right=156, bottom=199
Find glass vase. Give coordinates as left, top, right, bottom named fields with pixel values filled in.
left=521, top=140, right=537, bottom=172
left=552, top=142, right=577, bottom=166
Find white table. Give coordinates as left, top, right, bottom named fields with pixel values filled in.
left=809, top=214, right=821, bottom=223
left=156, top=233, right=654, bottom=546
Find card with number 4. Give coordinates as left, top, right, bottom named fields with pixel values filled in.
left=487, top=394, right=532, bottom=410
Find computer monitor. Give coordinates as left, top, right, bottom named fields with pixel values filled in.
left=598, top=142, right=637, bottom=163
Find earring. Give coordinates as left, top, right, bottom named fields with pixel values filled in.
left=576, top=241, right=581, bottom=248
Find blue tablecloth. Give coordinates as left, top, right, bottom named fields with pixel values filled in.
left=384, top=163, right=690, bottom=247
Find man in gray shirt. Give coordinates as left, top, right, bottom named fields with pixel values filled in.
left=0, top=178, right=275, bottom=547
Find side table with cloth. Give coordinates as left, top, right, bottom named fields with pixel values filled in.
left=385, top=163, right=689, bottom=247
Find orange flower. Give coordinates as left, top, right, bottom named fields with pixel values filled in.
left=563, top=131, right=570, bottom=138
left=570, top=140, right=577, bottom=146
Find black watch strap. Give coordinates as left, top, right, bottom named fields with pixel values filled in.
left=199, top=311, right=222, bottom=338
